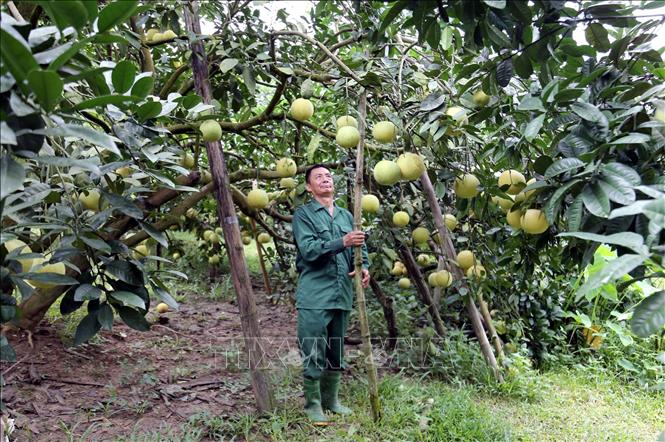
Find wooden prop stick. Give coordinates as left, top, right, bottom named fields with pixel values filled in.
left=352, top=91, right=382, bottom=421
left=250, top=218, right=272, bottom=296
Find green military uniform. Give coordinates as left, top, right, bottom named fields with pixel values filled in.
left=292, top=198, right=369, bottom=422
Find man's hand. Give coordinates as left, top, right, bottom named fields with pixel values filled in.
left=348, top=268, right=370, bottom=288
left=342, top=231, right=365, bottom=247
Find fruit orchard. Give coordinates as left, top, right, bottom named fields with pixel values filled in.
left=1, top=0, right=664, bottom=438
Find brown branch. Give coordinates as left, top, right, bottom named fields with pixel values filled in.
left=159, top=64, right=190, bottom=99
left=314, top=31, right=367, bottom=64
left=130, top=17, right=155, bottom=73
left=80, top=111, right=111, bottom=133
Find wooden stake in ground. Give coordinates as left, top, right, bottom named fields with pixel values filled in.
left=353, top=91, right=382, bottom=421
left=419, top=171, right=503, bottom=383
left=184, top=1, right=274, bottom=411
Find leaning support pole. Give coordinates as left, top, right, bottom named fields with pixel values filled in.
left=250, top=218, right=272, bottom=296
left=184, top=1, right=274, bottom=411
left=419, top=171, right=503, bottom=382
left=353, top=91, right=382, bottom=422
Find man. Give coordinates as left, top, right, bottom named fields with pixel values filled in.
left=292, top=164, right=370, bottom=425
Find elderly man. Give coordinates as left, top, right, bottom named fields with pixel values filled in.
left=292, top=164, right=370, bottom=424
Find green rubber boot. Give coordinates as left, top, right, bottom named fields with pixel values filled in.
left=303, top=378, right=328, bottom=425
left=320, top=371, right=352, bottom=415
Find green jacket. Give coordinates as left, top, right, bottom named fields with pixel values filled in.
left=292, top=199, right=369, bottom=310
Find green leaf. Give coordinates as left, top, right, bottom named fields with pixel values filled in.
left=631, top=291, right=665, bottom=337
left=533, top=156, right=553, bottom=175
left=42, top=124, right=118, bottom=153
left=98, top=302, right=114, bottom=330
left=524, top=114, right=545, bottom=141
left=544, top=179, right=579, bottom=223
left=482, top=0, right=506, bottom=8
left=151, top=283, right=179, bottom=310
left=0, top=24, right=39, bottom=94
left=585, top=23, right=611, bottom=52
left=518, top=96, right=546, bottom=112
left=74, top=311, right=101, bottom=345
left=575, top=254, right=644, bottom=301
left=220, top=58, right=239, bottom=74
left=37, top=0, right=90, bottom=31
left=20, top=272, right=79, bottom=286
left=567, top=195, right=584, bottom=231
left=602, top=162, right=640, bottom=186
left=112, top=60, right=137, bottom=94
left=495, top=58, right=513, bottom=87
left=138, top=221, right=168, bottom=247
left=136, top=101, right=162, bottom=122
left=581, top=183, right=610, bottom=218
left=116, top=305, right=150, bottom=331
left=104, top=261, right=142, bottom=286
left=420, top=93, right=446, bottom=111
left=513, top=52, right=533, bottom=79
left=610, top=133, right=650, bottom=145
left=644, top=199, right=665, bottom=228
left=80, top=234, right=112, bottom=254
left=102, top=191, right=143, bottom=218
left=72, top=94, right=142, bottom=110
left=131, top=76, right=154, bottom=98
left=597, top=178, right=635, bottom=205
left=0, top=155, right=26, bottom=200
left=379, top=0, right=409, bottom=35
left=98, top=0, right=139, bottom=33
left=558, top=232, right=647, bottom=256
left=544, top=158, right=585, bottom=178
left=440, top=26, right=453, bottom=51
left=110, top=291, right=146, bottom=310
left=74, top=284, right=102, bottom=302
left=27, top=70, right=63, bottom=112
left=571, top=102, right=607, bottom=125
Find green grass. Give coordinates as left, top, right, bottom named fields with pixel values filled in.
left=117, top=368, right=665, bottom=441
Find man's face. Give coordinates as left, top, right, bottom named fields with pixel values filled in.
left=306, top=167, right=334, bottom=197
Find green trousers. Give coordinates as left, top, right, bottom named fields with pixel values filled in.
left=297, top=309, right=349, bottom=379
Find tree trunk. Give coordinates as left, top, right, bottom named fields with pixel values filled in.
left=368, top=278, right=398, bottom=351
left=479, top=294, right=504, bottom=361
left=397, top=245, right=447, bottom=337
left=352, top=91, right=381, bottom=422
left=184, top=1, right=274, bottom=412
left=419, top=171, right=503, bottom=382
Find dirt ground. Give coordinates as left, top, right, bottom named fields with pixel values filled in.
left=1, top=282, right=304, bottom=441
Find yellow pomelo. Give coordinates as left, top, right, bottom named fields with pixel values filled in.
left=258, top=232, right=271, bottom=244
left=172, top=252, right=181, bottom=260
left=27, top=258, right=67, bottom=289
left=506, top=209, right=523, bottom=230
left=466, top=265, right=486, bottom=278
left=398, top=278, right=411, bottom=289
left=115, top=166, right=132, bottom=178
left=276, top=158, right=297, bottom=177
left=521, top=209, right=549, bottom=234
left=242, top=236, right=252, bottom=245
left=456, top=250, right=475, bottom=269
left=3, top=239, right=34, bottom=272
left=655, top=107, right=665, bottom=123
left=200, top=120, right=222, bottom=142
left=208, top=255, right=220, bottom=265
left=156, top=302, right=169, bottom=313
left=416, top=254, right=430, bottom=266
left=79, top=190, right=101, bottom=212
left=145, top=28, right=159, bottom=41
left=280, top=177, right=297, bottom=189
left=247, top=189, right=269, bottom=210
left=361, top=194, right=380, bottom=213
left=372, top=121, right=397, bottom=143
left=290, top=98, right=314, bottom=121
left=396, top=153, right=425, bottom=181
left=186, top=208, right=198, bottom=219
left=208, top=233, right=221, bottom=244
left=435, top=270, right=453, bottom=288
left=412, top=227, right=430, bottom=244
left=583, top=325, right=603, bottom=350
left=472, top=90, right=490, bottom=107
left=336, top=115, right=358, bottom=128
left=162, top=29, right=177, bottom=40
left=498, top=170, right=526, bottom=195
left=454, top=174, right=480, bottom=199
left=522, top=178, right=537, bottom=199
left=180, top=153, right=195, bottom=169
left=428, top=272, right=439, bottom=287
left=446, top=106, right=468, bottom=124
left=133, top=244, right=149, bottom=259
left=392, top=211, right=410, bottom=227
left=336, top=126, right=360, bottom=148
left=494, top=195, right=515, bottom=211
left=152, top=32, right=164, bottom=42
left=373, top=160, right=402, bottom=185
left=201, top=170, right=213, bottom=184
left=444, top=214, right=457, bottom=231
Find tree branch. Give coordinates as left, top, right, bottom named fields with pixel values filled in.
left=159, top=64, right=190, bottom=99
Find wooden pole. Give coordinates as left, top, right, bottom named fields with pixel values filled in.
left=184, top=1, right=274, bottom=411
left=250, top=218, right=272, bottom=296
left=353, top=91, right=381, bottom=421
left=368, top=278, right=398, bottom=351
left=479, top=293, right=505, bottom=361
left=419, top=171, right=503, bottom=382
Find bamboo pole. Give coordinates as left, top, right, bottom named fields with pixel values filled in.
left=478, top=293, right=505, bottom=361
left=184, top=1, right=274, bottom=411
left=419, top=171, right=503, bottom=382
left=353, top=91, right=381, bottom=421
